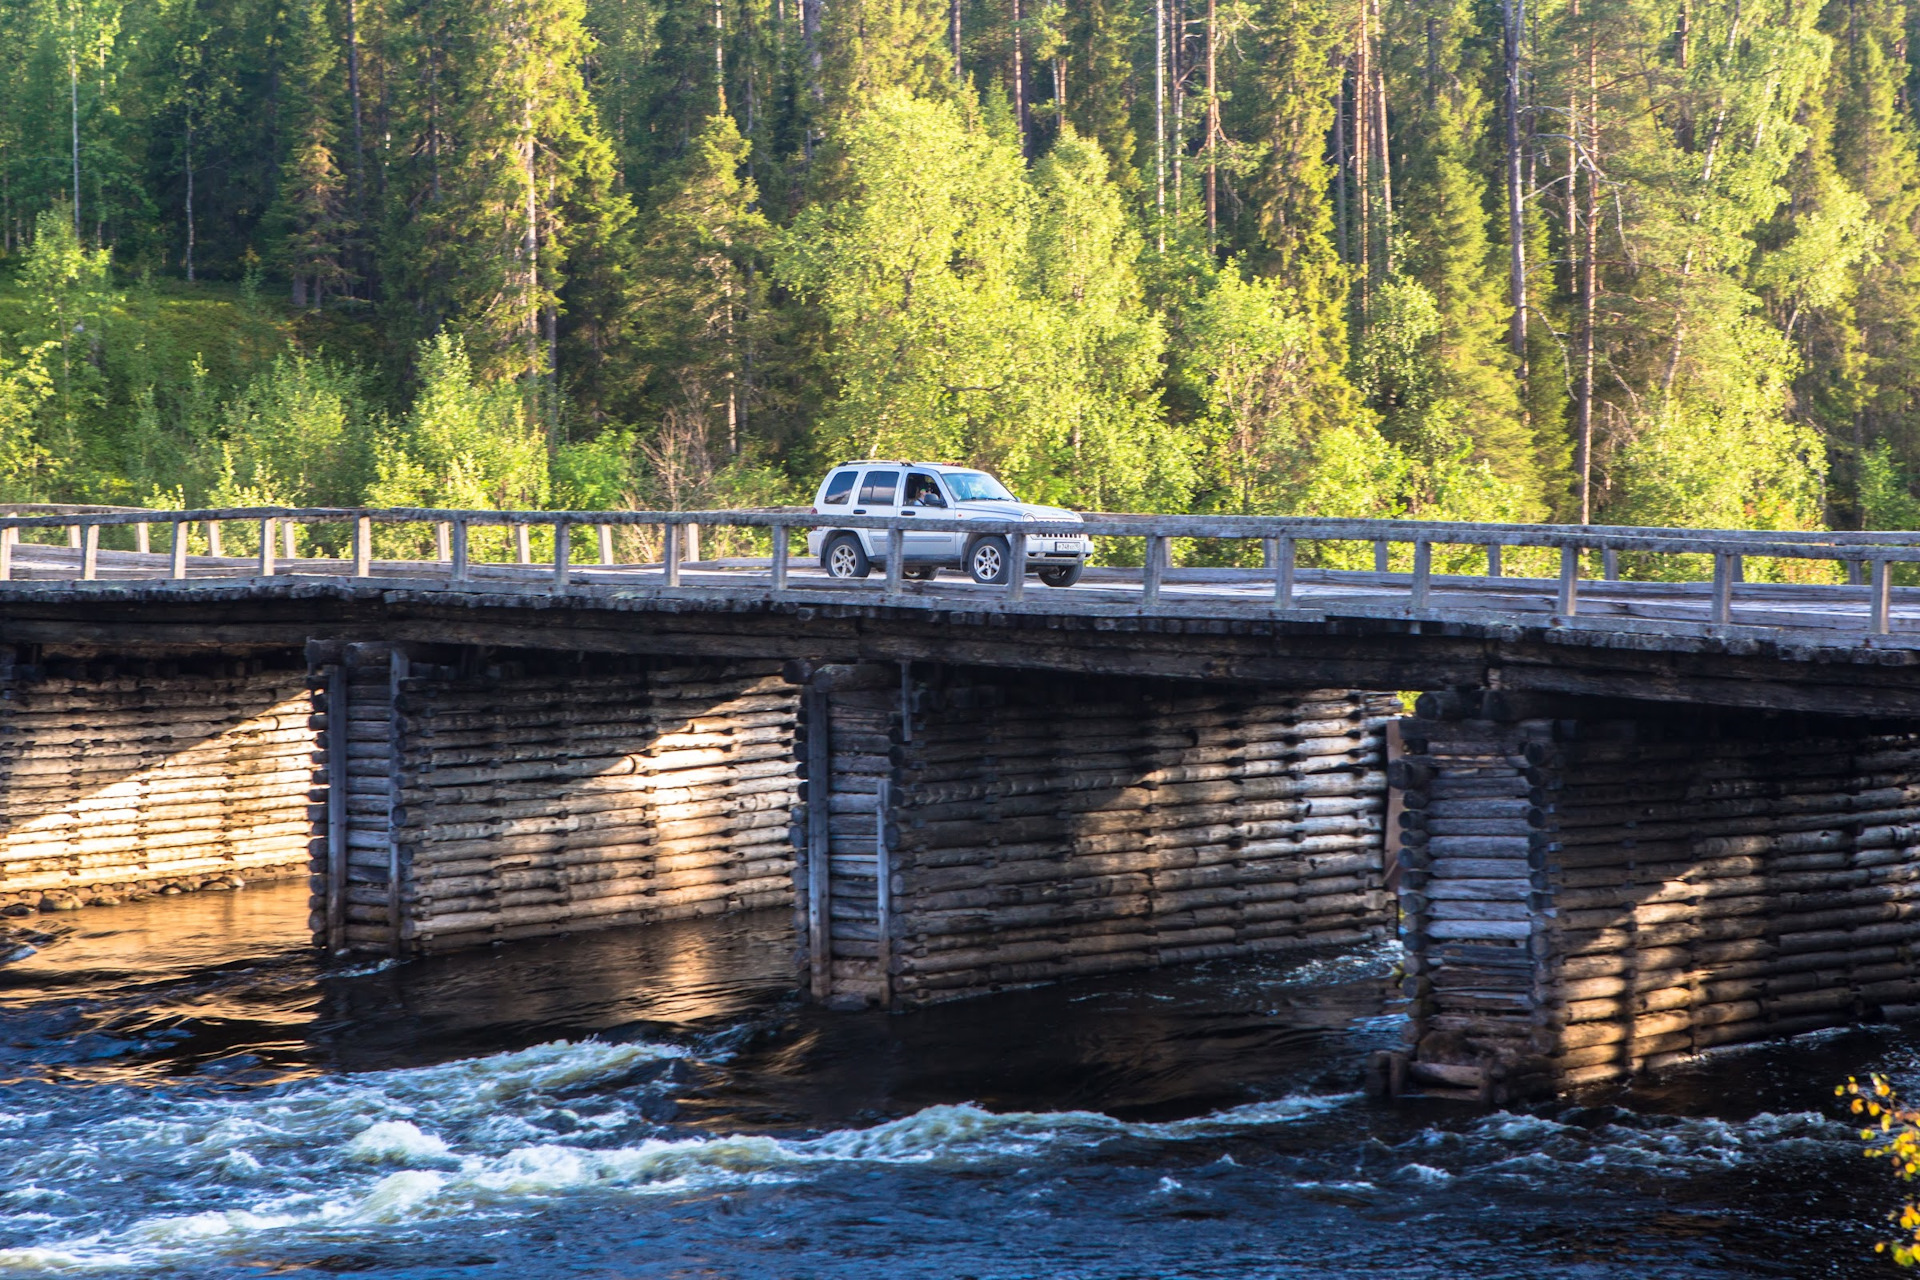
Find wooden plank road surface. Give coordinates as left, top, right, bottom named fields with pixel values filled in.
left=10, top=505, right=1920, bottom=717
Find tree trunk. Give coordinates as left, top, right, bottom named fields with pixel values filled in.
left=524, top=98, right=542, bottom=386
left=1575, top=27, right=1597, bottom=524
left=1171, top=0, right=1183, bottom=219
left=1011, top=0, right=1028, bottom=154
left=1154, top=0, right=1166, bottom=243
left=69, top=48, right=81, bottom=233
left=1373, top=0, right=1393, bottom=277
left=952, top=0, right=962, bottom=80
left=1334, top=67, right=1349, bottom=263
left=184, top=112, right=195, bottom=282
left=1205, top=0, right=1217, bottom=247
left=1503, top=0, right=1526, bottom=359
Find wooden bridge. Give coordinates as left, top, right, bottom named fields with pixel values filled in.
left=9, top=503, right=1920, bottom=1100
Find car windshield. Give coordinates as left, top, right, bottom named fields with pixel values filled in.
left=942, top=471, right=1016, bottom=502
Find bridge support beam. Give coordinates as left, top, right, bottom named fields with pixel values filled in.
left=790, top=662, right=1397, bottom=1008
left=306, top=645, right=797, bottom=955
left=0, top=645, right=313, bottom=910
left=1393, top=695, right=1920, bottom=1102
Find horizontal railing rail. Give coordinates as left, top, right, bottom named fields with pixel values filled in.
left=4, top=504, right=1920, bottom=640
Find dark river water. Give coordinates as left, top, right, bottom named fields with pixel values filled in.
left=0, top=880, right=1906, bottom=1277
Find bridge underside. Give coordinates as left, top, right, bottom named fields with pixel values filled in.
left=1395, top=695, right=1920, bottom=1101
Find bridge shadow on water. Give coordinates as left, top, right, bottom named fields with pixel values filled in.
left=0, top=878, right=1400, bottom=1128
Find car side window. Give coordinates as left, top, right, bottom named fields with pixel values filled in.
left=821, top=470, right=857, bottom=505
left=905, top=473, right=945, bottom=507
left=858, top=470, right=901, bottom=505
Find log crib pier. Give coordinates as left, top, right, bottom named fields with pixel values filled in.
left=1392, top=694, right=1920, bottom=1102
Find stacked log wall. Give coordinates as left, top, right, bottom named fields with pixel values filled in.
left=1398, top=707, right=1920, bottom=1098
left=793, top=664, right=1397, bottom=1006
left=0, top=648, right=313, bottom=906
left=311, top=650, right=797, bottom=953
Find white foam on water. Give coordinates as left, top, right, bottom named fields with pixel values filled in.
left=0, top=1038, right=1360, bottom=1273
left=344, top=1121, right=453, bottom=1165
left=1396, top=1107, right=1857, bottom=1186
left=1397, top=1163, right=1451, bottom=1184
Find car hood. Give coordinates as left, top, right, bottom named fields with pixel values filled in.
left=955, top=501, right=1084, bottom=524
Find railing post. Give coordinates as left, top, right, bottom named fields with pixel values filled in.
left=1006, top=531, right=1026, bottom=601
left=208, top=520, right=223, bottom=558
left=170, top=522, right=187, bottom=579
left=135, top=522, right=150, bottom=555
left=886, top=527, right=905, bottom=594
left=553, top=521, right=572, bottom=588
left=1711, top=552, right=1733, bottom=625
left=664, top=522, right=681, bottom=587
left=1603, top=547, right=1619, bottom=580
left=515, top=522, right=531, bottom=565
left=1410, top=539, right=1431, bottom=610
left=1850, top=560, right=1867, bottom=586
left=597, top=523, right=614, bottom=566
left=1487, top=544, right=1502, bottom=578
left=451, top=519, right=470, bottom=583
left=1557, top=545, right=1580, bottom=617
left=282, top=519, right=297, bottom=561
left=258, top=518, right=276, bottom=577
left=1273, top=534, right=1296, bottom=607
left=1143, top=535, right=1165, bottom=605
left=770, top=524, right=789, bottom=591
left=1872, top=560, right=1892, bottom=635
left=66, top=524, right=80, bottom=550
left=81, top=523, right=99, bottom=580
left=354, top=515, right=372, bottom=577
left=1374, top=539, right=1389, bottom=573
left=435, top=520, right=451, bottom=562
left=0, top=526, right=13, bottom=581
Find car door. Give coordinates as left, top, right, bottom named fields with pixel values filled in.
left=900, top=472, right=956, bottom=562
left=853, top=468, right=902, bottom=559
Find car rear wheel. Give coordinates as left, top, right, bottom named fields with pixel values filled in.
left=967, top=536, right=1011, bottom=585
left=823, top=534, right=871, bottom=579
left=1038, top=562, right=1083, bottom=588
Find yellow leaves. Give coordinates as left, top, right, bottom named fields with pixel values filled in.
left=1845, top=1072, right=1920, bottom=1260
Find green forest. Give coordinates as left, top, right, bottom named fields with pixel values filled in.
left=0, top=0, right=1916, bottom=547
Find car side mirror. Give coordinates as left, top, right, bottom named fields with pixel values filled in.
left=919, top=493, right=946, bottom=508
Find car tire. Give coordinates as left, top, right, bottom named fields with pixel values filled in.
left=823, top=533, right=871, bottom=579
left=903, top=566, right=938, bottom=581
left=968, top=536, right=1012, bottom=585
left=1038, top=562, right=1083, bottom=588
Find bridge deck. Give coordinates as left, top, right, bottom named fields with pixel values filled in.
left=4, top=541, right=1918, bottom=654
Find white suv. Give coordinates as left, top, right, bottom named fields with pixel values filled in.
left=806, top=461, right=1093, bottom=586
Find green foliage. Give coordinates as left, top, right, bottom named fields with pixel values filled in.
left=211, top=353, right=372, bottom=508
left=1859, top=440, right=1920, bottom=529
left=366, top=332, right=550, bottom=554
left=10, top=0, right=1920, bottom=554
left=19, top=206, right=118, bottom=472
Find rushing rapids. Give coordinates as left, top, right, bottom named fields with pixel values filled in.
left=0, top=881, right=1904, bottom=1277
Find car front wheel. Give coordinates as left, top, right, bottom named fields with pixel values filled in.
left=1038, top=562, right=1083, bottom=588
left=823, top=533, right=871, bottom=579
left=967, top=536, right=1011, bottom=585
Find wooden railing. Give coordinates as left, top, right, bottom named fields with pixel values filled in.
left=5, top=505, right=1920, bottom=638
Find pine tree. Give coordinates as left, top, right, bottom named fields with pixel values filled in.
left=626, top=108, right=769, bottom=454
left=274, top=0, right=355, bottom=306
left=1390, top=0, right=1540, bottom=513
left=1241, top=0, right=1358, bottom=446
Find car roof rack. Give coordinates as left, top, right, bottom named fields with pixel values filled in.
left=837, top=459, right=915, bottom=467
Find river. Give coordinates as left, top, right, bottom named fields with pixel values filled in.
left=0, top=880, right=1902, bottom=1277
